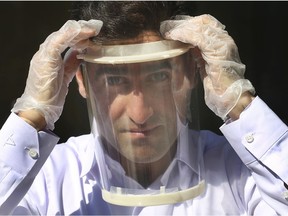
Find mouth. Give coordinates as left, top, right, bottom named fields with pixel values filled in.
left=121, top=125, right=161, bottom=138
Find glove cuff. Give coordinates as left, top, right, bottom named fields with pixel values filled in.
left=11, top=96, right=62, bottom=130
left=205, top=79, right=255, bottom=120
left=222, top=79, right=255, bottom=120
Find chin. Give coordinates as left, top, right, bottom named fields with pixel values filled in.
left=122, top=149, right=167, bottom=164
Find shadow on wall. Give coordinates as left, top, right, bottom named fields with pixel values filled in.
left=0, top=2, right=287, bottom=143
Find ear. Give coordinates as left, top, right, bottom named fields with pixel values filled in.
left=75, top=69, right=87, bottom=98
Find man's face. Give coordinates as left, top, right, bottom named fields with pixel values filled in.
left=84, top=33, right=194, bottom=164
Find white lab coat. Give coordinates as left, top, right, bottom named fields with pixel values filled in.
left=0, top=96, right=288, bottom=215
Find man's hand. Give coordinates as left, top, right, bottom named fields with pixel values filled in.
left=160, top=14, right=255, bottom=121
left=12, top=20, right=103, bottom=130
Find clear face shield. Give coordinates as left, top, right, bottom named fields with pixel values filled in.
left=78, top=40, right=205, bottom=206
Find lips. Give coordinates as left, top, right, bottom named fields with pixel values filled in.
left=121, top=125, right=160, bottom=138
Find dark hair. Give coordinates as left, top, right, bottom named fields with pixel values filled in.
left=70, top=1, right=195, bottom=43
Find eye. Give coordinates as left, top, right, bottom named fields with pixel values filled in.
left=147, top=71, right=170, bottom=83
left=105, top=76, right=127, bottom=86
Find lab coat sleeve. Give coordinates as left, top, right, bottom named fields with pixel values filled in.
left=0, top=113, right=59, bottom=214
left=220, top=96, right=288, bottom=214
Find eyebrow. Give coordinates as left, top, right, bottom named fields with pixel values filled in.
left=144, top=60, right=171, bottom=72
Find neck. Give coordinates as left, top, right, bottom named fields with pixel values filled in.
left=120, top=141, right=177, bottom=188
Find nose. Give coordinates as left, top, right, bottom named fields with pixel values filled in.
left=126, top=91, right=153, bottom=125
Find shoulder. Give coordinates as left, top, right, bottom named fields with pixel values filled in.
left=199, top=130, right=227, bottom=150
left=51, top=134, right=94, bottom=160
left=27, top=134, right=98, bottom=214
left=42, top=133, right=95, bottom=178
left=199, top=130, right=235, bottom=156
left=198, top=130, right=247, bottom=176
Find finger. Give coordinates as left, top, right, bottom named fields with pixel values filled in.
left=160, top=19, right=186, bottom=38
left=40, top=20, right=81, bottom=58
left=39, top=20, right=103, bottom=58
left=70, top=38, right=95, bottom=51
left=161, top=15, right=230, bottom=54
left=69, top=19, right=103, bottom=49
left=193, top=14, right=225, bottom=29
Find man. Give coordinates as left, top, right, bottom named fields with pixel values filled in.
left=1, top=1, right=288, bottom=215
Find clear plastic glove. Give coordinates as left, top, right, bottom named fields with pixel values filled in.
left=160, top=14, right=255, bottom=120
left=12, top=20, right=103, bottom=130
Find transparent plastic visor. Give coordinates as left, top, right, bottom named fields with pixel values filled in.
left=79, top=40, right=205, bottom=206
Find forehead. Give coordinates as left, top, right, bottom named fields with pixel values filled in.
left=104, top=31, right=163, bottom=45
